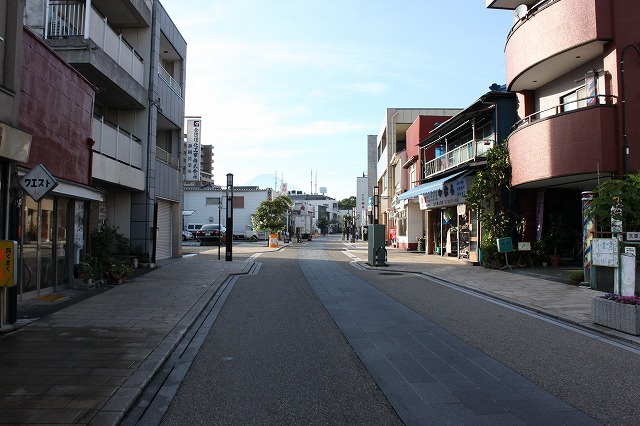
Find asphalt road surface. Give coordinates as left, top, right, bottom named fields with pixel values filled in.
left=160, top=243, right=402, bottom=425
left=157, top=236, right=640, bottom=425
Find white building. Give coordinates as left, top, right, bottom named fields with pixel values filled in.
left=183, top=185, right=270, bottom=239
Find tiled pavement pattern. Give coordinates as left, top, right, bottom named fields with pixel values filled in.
left=300, top=247, right=601, bottom=425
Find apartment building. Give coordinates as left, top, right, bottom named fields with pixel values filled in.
left=24, top=0, right=187, bottom=262
left=401, top=88, right=518, bottom=259
left=487, top=0, right=640, bottom=259
left=373, top=108, right=461, bottom=244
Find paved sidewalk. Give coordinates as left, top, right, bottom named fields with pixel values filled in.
left=0, top=245, right=270, bottom=425
left=342, top=240, right=640, bottom=348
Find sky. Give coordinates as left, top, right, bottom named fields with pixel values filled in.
left=160, top=0, right=514, bottom=201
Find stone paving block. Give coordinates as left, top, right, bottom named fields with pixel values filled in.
left=452, top=389, right=507, bottom=415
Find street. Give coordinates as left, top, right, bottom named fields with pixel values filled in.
left=152, top=236, right=640, bottom=425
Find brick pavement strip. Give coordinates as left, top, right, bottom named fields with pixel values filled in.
left=0, top=252, right=253, bottom=425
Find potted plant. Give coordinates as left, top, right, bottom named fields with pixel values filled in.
left=74, top=262, right=93, bottom=280
left=109, top=263, right=133, bottom=283
left=569, top=270, right=584, bottom=284
left=531, top=240, right=549, bottom=266
left=545, top=214, right=566, bottom=267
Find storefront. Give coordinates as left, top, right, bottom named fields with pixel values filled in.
left=401, top=171, right=480, bottom=262
left=18, top=179, right=104, bottom=298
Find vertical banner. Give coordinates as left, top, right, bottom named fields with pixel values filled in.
left=582, top=192, right=594, bottom=285
left=536, top=189, right=545, bottom=241
left=186, top=118, right=202, bottom=181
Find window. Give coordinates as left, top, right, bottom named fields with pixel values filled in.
left=410, top=164, right=417, bottom=188
left=205, top=197, right=221, bottom=205
left=560, top=86, right=587, bottom=112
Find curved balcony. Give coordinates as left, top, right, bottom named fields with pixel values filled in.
left=505, top=0, right=612, bottom=91
left=508, top=103, right=618, bottom=188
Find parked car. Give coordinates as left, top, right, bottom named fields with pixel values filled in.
left=182, top=230, right=193, bottom=241
left=195, top=224, right=226, bottom=246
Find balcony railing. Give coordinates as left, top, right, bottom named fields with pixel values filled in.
left=507, top=0, right=559, bottom=42
left=159, top=65, right=183, bottom=97
left=157, top=148, right=180, bottom=169
left=423, top=138, right=494, bottom=178
left=92, top=116, right=143, bottom=169
left=511, top=95, right=615, bottom=133
left=47, top=1, right=144, bottom=86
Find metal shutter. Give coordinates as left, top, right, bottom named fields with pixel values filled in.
left=156, top=200, right=172, bottom=260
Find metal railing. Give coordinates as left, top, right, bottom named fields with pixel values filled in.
left=91, top=116, right=142, bottom=169
left=507, top=0, right=560, bottom=42
left=47, top=1, right=144, bottom=86
left=423, top=138, right=494, bottom=178
left=511, top=95, right=616, bottom=133
left=159, top=65, right=183, bottom=97
left=157, top=148, right=180, bottom=169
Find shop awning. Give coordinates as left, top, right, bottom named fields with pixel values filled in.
left=398, top=170, right=467, bottom=201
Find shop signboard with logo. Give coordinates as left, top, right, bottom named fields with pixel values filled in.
left=423, top=175, right=468, bottom=209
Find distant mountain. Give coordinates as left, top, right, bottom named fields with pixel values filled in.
left=244, top=174, right=306, bottom=194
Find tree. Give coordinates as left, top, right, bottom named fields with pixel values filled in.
left=464, top=142, right=516, bottom=266
left=587, top=173, right=640, bottom=232
left=338, top=196, right=356, bottom=210
left=251, top=195, right=293, bottom=235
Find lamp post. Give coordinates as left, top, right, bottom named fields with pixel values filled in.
left=620, top=44, right=640, bottom=175
left=373, top=186, right=379, bottom=225
left=217, top=197, right=223, bottom=260
left=225, top=173, right=233, bottom=261
left=351, top=206, right=356, bottom=243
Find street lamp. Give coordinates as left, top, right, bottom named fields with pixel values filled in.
left=225, top=173, right=233, bottom=261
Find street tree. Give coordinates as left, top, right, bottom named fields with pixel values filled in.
left=338, top=196, right=356, bottom=210
left=251, top=195, right=293, bottom=236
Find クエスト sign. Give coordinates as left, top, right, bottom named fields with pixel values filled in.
left=19, top=163, right=58, bottom=202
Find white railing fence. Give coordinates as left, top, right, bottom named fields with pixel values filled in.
left=92, top=116, right=142, bottom=169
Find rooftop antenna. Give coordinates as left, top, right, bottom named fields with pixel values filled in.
left=310, top=169, right=313, bottom=194
left=315, top=171, right=318, bottom=195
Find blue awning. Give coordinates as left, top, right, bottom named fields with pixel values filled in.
left=398, top=170, right=467, bottom=201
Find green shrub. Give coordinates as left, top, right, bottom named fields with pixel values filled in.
left=569, top=270, right=584, bottom=282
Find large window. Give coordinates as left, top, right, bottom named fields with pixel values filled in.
left=560, top=86, right=587, bottom=112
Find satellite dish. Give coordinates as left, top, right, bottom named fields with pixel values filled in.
left=320, top=187, right=327, bottom=195
left=514, top=4, right=528, bottom=21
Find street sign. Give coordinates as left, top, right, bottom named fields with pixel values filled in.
left=19, top=163, right=58, bottom=202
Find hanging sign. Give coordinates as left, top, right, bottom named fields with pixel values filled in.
left=19, top=163, right=58, bottom=202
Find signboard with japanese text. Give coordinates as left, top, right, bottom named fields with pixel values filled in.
left=496, top=237, right=513, bottom=253
left=423, top=175, right=469, bottom=208
left=0, top=240, right=17, bottom=287
left=19, top=163, right=58, bottom=202
left=185, top=118, right=202, bottom=181
left=592, top=238, right=619, bottom=267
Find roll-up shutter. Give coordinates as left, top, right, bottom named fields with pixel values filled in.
left=156, top=200, right=172, bottom=260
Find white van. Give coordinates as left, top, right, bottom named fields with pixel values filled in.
left=185, top=223, right=205, bottom=235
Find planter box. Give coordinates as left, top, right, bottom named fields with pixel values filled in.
left=592, top=296, right=640, bottom=335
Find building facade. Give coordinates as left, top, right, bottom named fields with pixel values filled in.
left=487, top=0, right=640, bottom=261
left=373, top=109, right=461, bottom=248
left=25, top=0, right=187, bottom=262
left=403, top=89, right=518, bottom=260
